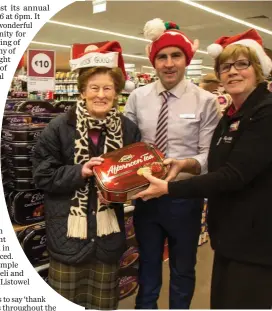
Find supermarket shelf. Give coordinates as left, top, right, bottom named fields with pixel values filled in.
left=54, top=92, right=80, bottom=95
left=55, top=81, right=77, bottom=84
left=13, top=221, right=45, bottom=232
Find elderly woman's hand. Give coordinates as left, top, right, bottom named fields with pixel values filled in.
left=81, top=157, right=104, bottom=178
left=131, top=173, right=168, bottom=201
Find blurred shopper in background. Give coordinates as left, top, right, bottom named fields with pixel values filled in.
left=199, top=73, right=220, bottom=94
left=200, top=73, right=232, bottom=113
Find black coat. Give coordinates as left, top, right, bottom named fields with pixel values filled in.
left=32, top=107, right=141, bottom=265
left=168, top=82, right=272, bottom=266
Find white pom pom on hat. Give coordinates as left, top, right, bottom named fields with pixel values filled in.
left=207, top=43, right=223, bottom=59
left=124, top=80, right=135, bottom=92
left=143, top=18, right=166, bottom=41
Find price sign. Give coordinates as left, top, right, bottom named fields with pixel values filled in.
left=31, top=53, right=52, bottom=75
left=27, top=49, right=56, bottom=92
left=27, top=50, right=55, bottom=77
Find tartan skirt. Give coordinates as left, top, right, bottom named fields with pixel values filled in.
left=48, top=257, right=120, bottom=310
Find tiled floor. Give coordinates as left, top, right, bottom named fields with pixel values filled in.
left=119, top=242, right=214, bottom=309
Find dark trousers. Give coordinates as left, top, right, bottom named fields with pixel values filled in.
left=133, top=196, right=203, bottom=309
left=211, top=252, right=272, bottom=309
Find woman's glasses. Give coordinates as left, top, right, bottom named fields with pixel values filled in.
left=219, top=59, right=251, bottom=74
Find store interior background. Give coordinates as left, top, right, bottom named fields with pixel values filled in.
left=7, top=1, right=272, bottom=309
left=25, top=1, right=272, bottom=75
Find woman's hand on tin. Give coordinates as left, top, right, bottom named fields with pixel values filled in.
left=81, top=157, right=104, bottom=178
left=131, top=172, right=168, bottom=201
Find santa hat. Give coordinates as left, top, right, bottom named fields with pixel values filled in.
left=70, top=41, right=135, bottom=92
left=144, top=18, right=199, bottom=67
left=207, top=29, right=272, bottom=77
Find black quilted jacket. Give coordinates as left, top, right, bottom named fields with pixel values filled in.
left=32, top=107, right=141, bottom=265
left=168, top=83, right=272, bottom=266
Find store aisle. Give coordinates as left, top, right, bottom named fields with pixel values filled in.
left=118, top=242, right=214, bottom=309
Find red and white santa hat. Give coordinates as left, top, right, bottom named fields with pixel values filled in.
left=70, top=41, right=135, bottom=92
left=207, top=29, right=272, bottom=77
left=144, top=18, right=199, bottom=67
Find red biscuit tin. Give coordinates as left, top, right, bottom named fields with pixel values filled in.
left=93, top=142, right=167, bottom=203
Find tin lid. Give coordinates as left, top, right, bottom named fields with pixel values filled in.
left=3, top=111, right=31, bottom=116
left=8, top=142, right=36, bottom=147
left=93, top=142, right=167, bottom=193
left=22, top=223, right=48, bottom=264
left=16, top=100, right=55, bottom=113
left=11, top=156, right=31, bottom=159
left=13, top=190, right=44, bottom=225
left=5, top=123, right=46, bottom=131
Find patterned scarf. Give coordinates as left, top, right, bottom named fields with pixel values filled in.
left=67, top=100, right=123, bottom=239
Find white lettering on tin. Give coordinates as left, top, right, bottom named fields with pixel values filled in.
left=31, top=106, right=46, bottom=113
left=107, top=153, right=155, bottom=175
left=140, top=153, right=154, bottom=161
left=31, top=193, right=44, bottom=203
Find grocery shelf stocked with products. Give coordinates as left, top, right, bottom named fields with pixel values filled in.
left=55, top=71, right=80, bottom=102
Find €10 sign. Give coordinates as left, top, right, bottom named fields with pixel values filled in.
left=27, top=49, right=56, bottom=93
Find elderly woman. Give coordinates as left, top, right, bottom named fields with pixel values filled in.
left=133, top=29, right=272, bottom=309
left=33, top=41, right=140, bottom=310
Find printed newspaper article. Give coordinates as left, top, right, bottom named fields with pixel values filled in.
left=0, top=1, right=83, bottom=310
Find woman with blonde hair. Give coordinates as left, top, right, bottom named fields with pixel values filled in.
left=133, top=29, right=272, bottom=309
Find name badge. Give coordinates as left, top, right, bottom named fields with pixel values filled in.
left=180, top=114, right=196, bottom=119
left=229, top=120, right=240, bottom=132
left=223, top=136, right=233, bottom=143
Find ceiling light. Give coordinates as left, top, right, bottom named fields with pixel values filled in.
left=30, top=41, right=150, bottom=59
left=202, top=65, right=214, bottom=70
left=48, top=20, right=150, bottom=42
left=47, top=20, right=208, bottom=55
left=123, top=53, right=148, bottom=60
left=30, top=40, right=213, bottom=70
left=31, top=41, right=70, bottom=48
left=197, top=50, right=208, bottom=55
left=180, top=0, right=272, bottom=35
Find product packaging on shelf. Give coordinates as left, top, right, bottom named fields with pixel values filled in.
left=20, top=223, right=49, bottom=265
left=119, top=276, right=139, bottom=300
left=9, top=190, right=44, bottom=225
